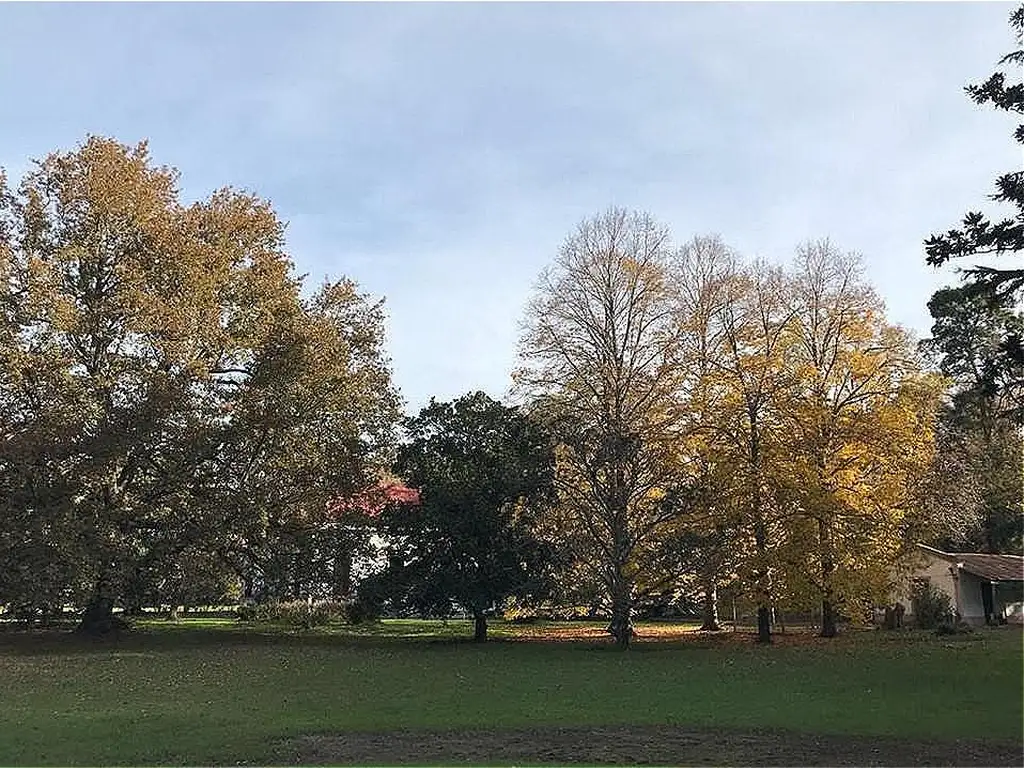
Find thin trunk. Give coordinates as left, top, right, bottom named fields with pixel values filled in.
left=749, top=411, right=772, bottom=645
left=607, top=454, right=634, bottom=650
left=821, top=598, right=837, bottom=638
left=753, top=519, right=772, bottom=645
left=334, top=550, right=353, bottom=601
left=700, top=579, right=721, bottom=631
left=819, top=517, right=837, bottom=638
left=473, top=610, right=487, bottom=642
left=608, top=577, right=634, bottom=649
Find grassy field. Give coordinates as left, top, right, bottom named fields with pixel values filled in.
left=0, top=619, right=1020, bottom=765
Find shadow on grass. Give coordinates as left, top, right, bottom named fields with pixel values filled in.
left=1, top=616, right=1009, bottom=657
left=0, top=619, right=616, bottom=657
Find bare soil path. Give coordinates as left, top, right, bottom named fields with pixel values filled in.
left=275, top=725, right=1024, bottom=766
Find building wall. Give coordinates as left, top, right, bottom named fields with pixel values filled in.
left=892, top=548, right=1023, bottom=625
left=956, top=571, right=986, bottom=624
left=894, top=551, right=957, bottom=619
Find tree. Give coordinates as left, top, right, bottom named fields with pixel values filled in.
left=924, top=3, right=1024, bottom=419
left=207, top=277, right=400, bottom=604
left=0, top=136, right=400, bottom=631
left=919, top=284, right=1023, bottom=555
left=784, top=242, right=942, bottom=637
left=516, top=208, right=686, bottom=648
left=668, top=236, right=747, bottom=633
left=368, top=392, right=555, bottom=642
left=709, top=259, right=796, bottom=643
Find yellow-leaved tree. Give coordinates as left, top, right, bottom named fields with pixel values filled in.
left=781, top=242, right=942, bottom=637
left=0, top=137, right=400, bottom=631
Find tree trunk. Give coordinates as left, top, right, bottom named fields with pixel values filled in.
left=818, top=517, right=837, bottom=638
left=75, top=574, right=126, bottom=636
left=473, top=611, right=488, bottom=642
left=750, top=421, right=771, bottom=645
left=753, top=520, right=772, bottom=645
left=608, top=579, right=634, bottom=649
left=820, top=598, right=837, bottom=638
left=334, top=549, right=353, bottom=601
left=700, top=580, right=721, bottom=631
left=756, top=606, right=772, bottom=644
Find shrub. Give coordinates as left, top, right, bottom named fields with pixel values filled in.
left=935, top=615, right=975, bottom=636
left=345, top=597, right=379, bottom=625
left=911, top=580, right=953, bottom=630
left=235, top=600, right=346, bottom=629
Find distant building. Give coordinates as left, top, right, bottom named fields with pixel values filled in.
left=894, top=544, right=1024, bottom=626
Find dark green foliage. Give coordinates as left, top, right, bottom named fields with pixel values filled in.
left=366, top=392, right=557, bottom=641
left=344, top=596, right=379, bottom=625
left=911, top=580, right=954, bottom=630
left=921, top=287, right=1023, bottom=410
left=924, top=4, right=1024, bottom=421
left=920, top=289, right=1024, bottom=554
left=924, top=6, right=1024, bottom=287
left=235, top=599, right=347, bottom=628
left=934, top=618, right=975, bottom=636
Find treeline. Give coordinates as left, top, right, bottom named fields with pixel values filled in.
left=0, top=141, right=1017, bottom=645
left=1, top=6, right=1021, bottom=642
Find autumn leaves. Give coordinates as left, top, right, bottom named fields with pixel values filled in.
left=517, top=210, right=942, bottom=645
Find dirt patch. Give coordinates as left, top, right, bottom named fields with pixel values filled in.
left=274, top=725, right=1024, bottom=766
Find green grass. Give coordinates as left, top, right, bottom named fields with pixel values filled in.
left=0, top=620, right=1020, bottom=765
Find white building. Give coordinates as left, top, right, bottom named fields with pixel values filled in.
left=896, top=544, right=1024, bottom=626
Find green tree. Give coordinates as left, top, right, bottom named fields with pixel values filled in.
left=920, top=283, right=1023, bottom=555
left=924, top=3, right=1023, bottom=419
left=367, top=392, right=555, bottom=642
left=207, top=277, right=400, bottom=603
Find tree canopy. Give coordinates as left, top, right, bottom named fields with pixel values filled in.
left=364, top=392, right=556, bottom=641
left=924, top=3, right=1024, bottom=421
left=0, top=136, right=400, bottom=631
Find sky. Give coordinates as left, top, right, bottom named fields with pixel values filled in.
left=0, top=1, right=1019, bottom=413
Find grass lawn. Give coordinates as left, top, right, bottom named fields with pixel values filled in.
left=0, top=619, right=1020, bottom=765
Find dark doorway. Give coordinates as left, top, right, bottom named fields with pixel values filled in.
left=981, top=580, right=995, bottom=625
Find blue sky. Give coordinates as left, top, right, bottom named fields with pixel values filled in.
left=0, top=2, right=1018, bottom=412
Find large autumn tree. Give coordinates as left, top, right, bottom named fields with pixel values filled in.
left=668, top=235, right=742, bottom=633
left=783, top=242, right=943, bottom=637
left=0, top=136, right=400, bottom=632
left=668, top=238, right=945, bottom=640
left=365, top=392, right=555, bottom=641
left=516, top=208, right=687, bottom=648
left=668, top=238, right=797, bottom=643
